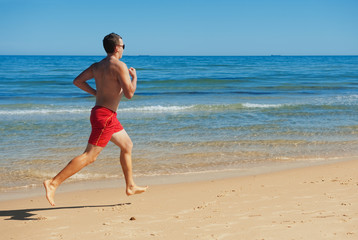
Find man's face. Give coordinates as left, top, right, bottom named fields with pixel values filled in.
left=117, top=39, right=125, bottom=58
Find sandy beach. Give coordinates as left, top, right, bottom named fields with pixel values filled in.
left=1, top=159, right=357, bottom=240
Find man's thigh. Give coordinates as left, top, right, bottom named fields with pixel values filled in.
left=84, top=143, right=104, bottom=158
left=110, top=130, right=132, bottom=149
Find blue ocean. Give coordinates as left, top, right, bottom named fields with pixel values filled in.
left=1, top=55, right=358, bottom=192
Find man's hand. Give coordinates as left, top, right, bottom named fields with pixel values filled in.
left=128, top=67, right=137, bottom=80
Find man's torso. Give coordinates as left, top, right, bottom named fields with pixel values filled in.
left=92, top=57, right=124, bottom=112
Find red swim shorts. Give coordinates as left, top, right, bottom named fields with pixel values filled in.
left=88, top=106, right=124, bottom=147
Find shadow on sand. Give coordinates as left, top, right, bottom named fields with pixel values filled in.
left=0, top=203, right=131, bottom=221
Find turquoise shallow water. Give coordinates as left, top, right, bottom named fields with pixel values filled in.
left=0, top=55, right=358, bottom=191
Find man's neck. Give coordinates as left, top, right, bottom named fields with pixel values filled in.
left=107, top=52, right=121, bottom=60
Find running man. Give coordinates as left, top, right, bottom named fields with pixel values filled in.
left=44, top=33, right=148, bottom=206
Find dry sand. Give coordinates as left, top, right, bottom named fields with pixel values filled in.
left=1, top=159, right=357, bottom=240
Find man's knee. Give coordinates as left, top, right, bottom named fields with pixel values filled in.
left=84, top=144, right=102, bottom=165
left=81, top=152, right=97, bottom=166
left=121, top=139, right=133, bottom=153
left=87, top=155, right=97, bottom=164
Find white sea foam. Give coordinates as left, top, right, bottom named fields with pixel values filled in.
left=0, top=108, right=89, bottom=115
left=332, top=94, right=358, bottom=105
left=0, top=98, right=354, bottom=117
left=0, top=105, right=195, bottom=115
left=0, top=103, right=284, bottom=117
left=242, top=103, right=284, bottom=108
left=119, top=105, right=194, bottom=112
left=70, top=172, right=119, bottom=180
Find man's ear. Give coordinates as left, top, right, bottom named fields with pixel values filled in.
left=114, top=45, right=120, bottom=53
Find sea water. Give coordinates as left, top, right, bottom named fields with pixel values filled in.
left=1, top=55, right=358, bottom=191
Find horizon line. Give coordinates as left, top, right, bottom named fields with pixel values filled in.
left=1, top=54, right=358, bottom=57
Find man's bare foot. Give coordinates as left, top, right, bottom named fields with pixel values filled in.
left=43, top=179, right=56, bottom=206
left=126, top=184, right=148, bottom=196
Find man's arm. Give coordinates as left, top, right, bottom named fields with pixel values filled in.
left=73, top=64, right=97, bottom=96
left=118, top=62, right=137, bottom=99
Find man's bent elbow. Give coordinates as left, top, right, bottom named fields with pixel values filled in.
left=73, top=79, right=79, bottom=87
left=73, top=78, right=84, bottom=89
left=124, top=89, right=135, bottom=99
left=125, top=92, right=134, bottom=99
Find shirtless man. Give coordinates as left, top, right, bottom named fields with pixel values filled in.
left=44, top=33, right=148, bottom=206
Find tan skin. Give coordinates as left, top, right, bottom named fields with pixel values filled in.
left=44, top=39, right=147, bottom=206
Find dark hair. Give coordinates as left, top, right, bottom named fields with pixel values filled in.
left=103, top=33, right=122, bottom=53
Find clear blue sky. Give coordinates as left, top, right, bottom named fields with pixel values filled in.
left=0, top=0, right=357, bottom=55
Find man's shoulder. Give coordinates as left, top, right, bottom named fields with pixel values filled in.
left=104, top=58, right=126, bottom=68
left=116, top=60, right=127, bottom=68
left=90, top=60, right=102, bottom=69
left=94, top=58, right=126, bottom=71
left=114, top=61, right=129, bottom=74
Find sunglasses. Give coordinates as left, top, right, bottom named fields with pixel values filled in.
left=119, top=44, right=125, bottom=50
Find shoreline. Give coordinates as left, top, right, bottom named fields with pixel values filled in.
left=0, top=156, right=351, bottom=202
left=1, top=158, right=357, bottom=239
